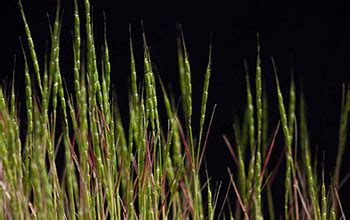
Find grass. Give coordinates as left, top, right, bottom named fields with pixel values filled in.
left=0, top=0, right=349, bottom=219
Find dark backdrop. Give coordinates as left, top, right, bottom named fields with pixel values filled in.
left=1, top=0, right=350, bottom=218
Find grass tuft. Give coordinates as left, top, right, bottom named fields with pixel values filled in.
left=0, top=1, right=348, bottom=219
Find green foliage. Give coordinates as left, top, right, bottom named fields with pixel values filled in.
left=0, top=0, right=349, bottom=219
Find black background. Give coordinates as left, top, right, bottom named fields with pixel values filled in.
left=1, top=0, right=350, bottom=218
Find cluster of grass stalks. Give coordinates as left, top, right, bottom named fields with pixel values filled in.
left=222, top=54, right=350, bottom=219
left=0, top=0, right=349, bottom=219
